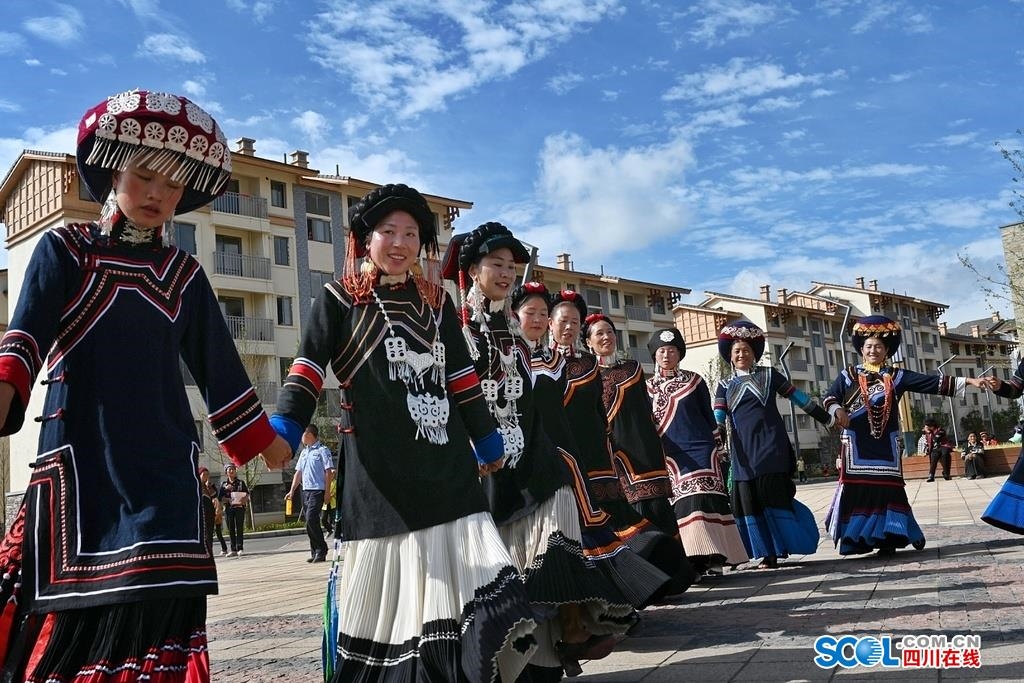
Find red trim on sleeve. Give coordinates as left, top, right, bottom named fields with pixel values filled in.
left=220, top=413, right=276, bottom=467
left=0, top=356, right=31, bottom=409
left=447, top=369, right=481, bottom=394
left=289, top=363, right=325, bottom=393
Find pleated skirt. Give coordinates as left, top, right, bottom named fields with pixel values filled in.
left=497, top=487, right=636, bottom=668
left=331, top=511, right=538, bottom=683
left=731, top=472, right=819, bottom=559
left=824, top=480, right=925, bottom=555
left=982, top=448, right=1024, bottom=535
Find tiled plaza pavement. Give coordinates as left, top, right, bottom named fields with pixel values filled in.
left=208, top=475, right=1024, bottom=682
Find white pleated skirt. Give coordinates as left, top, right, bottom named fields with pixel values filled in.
left=333, top=511, right=538, bottom=683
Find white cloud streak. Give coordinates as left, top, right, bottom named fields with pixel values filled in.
left=664, top=58, right=843, bottom=104
left=306, top=0, right=622, bottom=118
left=138, top=33, right=206, bottom=63
left=22, top=5, right=84, bottom=43
left=685, top=0, right=792, bottom=46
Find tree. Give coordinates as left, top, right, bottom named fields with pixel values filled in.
left=959, top=130, right=1024, bottom=316
left=993, top=403, right=1021, bottom=441
left=959, top=410, right=986, bottom=438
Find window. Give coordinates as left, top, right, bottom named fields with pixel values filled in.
left=218, top=296, right=245, bottom=318
left=271, top=180, right=287, bottom=208
left=172, top=222, right=197, bottom=255
left=308, top=217, right=332, bottom=243
left=610, top=290, right=620, bottom=308
left=652, top=297, right=666, bottom=315
left=215, top=234, right=243, bottom=276
left=955, top=367, right=963, bottom=377
left=306, top=191, right=330, bottom=216
left=310, top=270, right=334, bottom=294
left=623, top=294, right=635, bottom=307
left=279, top=357, right=293, bottom=382
left=824, top=321, right=831, bottom=334
left=276, top=296, right=293, bottom=326
left=799, top=316, right=807, bottom=330
left=274, top=236, right=290, bottom=266
left=628, top=333, right=639, bottom=350
left=583, top=287, right=602, bottom=308
left=812, top=331, right=823, bottom=348
left=815, top=365, right=826, bottom=381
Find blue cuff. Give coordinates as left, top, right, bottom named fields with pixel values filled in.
left=270, top=414, right=303, bottom=454
left=472, top=430, right=504, bottom=465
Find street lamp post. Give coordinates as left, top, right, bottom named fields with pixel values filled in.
left=981, top=363, right=997, bottom=435
left=937, top=355, right=959, bottom=447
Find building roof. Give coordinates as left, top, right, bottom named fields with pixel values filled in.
left=808, top=280, right=948, bottom=309
left=535, top=263, right=691, bottom=294
left=701, top=289, right=841, bottom=315
left=0, top=150, right=75, bottom=210
left=310, top=174, right=473, bottom=210
left=947, top=315, right=1017, bottom=338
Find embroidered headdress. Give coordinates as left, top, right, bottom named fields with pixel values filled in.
left=550, top=289, right=588, bottom=325
left=77, top=89, right=232, bottom=215
left=648, top=327, right=686, bottom=360
left=851, top=315, right=902, bottom=358
left=717, top=320, right=765, bottom=361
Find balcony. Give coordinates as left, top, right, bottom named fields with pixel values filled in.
left=212, top=191, right=268, bottom=219
left=624, top=305, right=652, bottom=322
left=224, top=315, right=274, bottom=342
left=213, top=252, right=271, bottom=280
left=253, top=381, right=279, bottom=405
left=787, top=358, right=810, bottom=372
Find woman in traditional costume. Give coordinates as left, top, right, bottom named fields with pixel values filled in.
left=714, top=320, right=831, bottom=569
left=272, top=187, right=537, bottom=682
left=824, top=316, right=985, bottom=555
left=442, top=225, right=634, bottom=678
left=645, top=328, right=748, bottom=575
left=549, top=294, right=693, bottom=598
left=513, top=283, right=668, bottom=611
left=0, top=89, right=292, bottom=682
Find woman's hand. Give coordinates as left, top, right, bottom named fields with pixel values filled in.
left=260, top=435, right=293, bottom=471
left=965, top=377, right=989, bottom=390
left=832, top=408, right=850, bottom=430
left=980, top=375, right=1002, bottom=392
left=478, top=457, right=506, bottom=477
left=0, top=381, right=16, bottom=430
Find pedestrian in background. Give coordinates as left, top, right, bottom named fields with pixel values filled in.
left=219, top=464, right=250, bottom=556
left=286, top=424, right=335, bottom=563
left=923, top=417, right=952, bottom=482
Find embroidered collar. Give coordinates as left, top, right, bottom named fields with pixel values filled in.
left=379, top=272, right=410, bottom=287
left=657, top=367, right=678, bottom=378
left=597, top=354, right=618, bottom=368
left=102, top=209, right=163, bottom=248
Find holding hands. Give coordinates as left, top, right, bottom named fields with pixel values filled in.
left=260, top=435, right=293, bottom=471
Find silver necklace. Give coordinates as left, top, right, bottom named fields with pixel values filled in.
left=371, top=287, right=450, bottom=445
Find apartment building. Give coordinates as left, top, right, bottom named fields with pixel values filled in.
left=1000, top=221, right=1024, bottom=337
left=530, top=254, right=690, bottom=373
left=0, top=143, right=470, bottom=520
left=674, top=285, right=848, bottom=464
left=938, top=312, right=1019, bottom=440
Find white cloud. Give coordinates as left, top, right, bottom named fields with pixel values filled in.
left=226, top=0, right=278, bottom=22
left=782, top=129, right=806, bottom=141
left=306, top=0, right=622, bottom=118
left=664, top=58, right=840, bottom=104
left=182, top=80, right=206, bottom=97
left=547, top=72, right=585, bottom=95
left=116, top=0, right=163, bottom=22
left=24, top=58, right=41, bottom=66
left=526, top=132, right=694, bottom=259
left=292, top=110, right=330, bottom=143
left=138, top=33, right=206, bottom=63
left=0, top=100, right=21, bottom=113
left=675, top=103, right=750, bottom=137
left=49, top=68, right=67, bottom=77
left=0, top=32, right=26, bottom=54
left=309, top=145, right=425, bottom=188
left=685, top=0, right=792, bottom=46
left=750, top=96, right=801, bottom=112
left=602, top=90, right=620, bottom=102
left=0, top=125, right=79, bottom=184
left=22, top=5, right=84, bottom=43
left=937, top=132, right=978, bottom=147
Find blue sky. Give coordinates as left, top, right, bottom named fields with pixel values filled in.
left=2, top=0, right=1023, bottom=325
